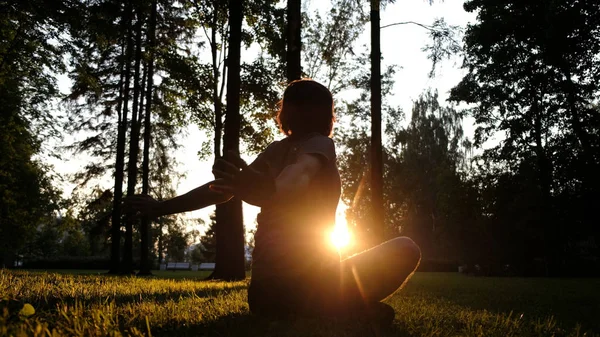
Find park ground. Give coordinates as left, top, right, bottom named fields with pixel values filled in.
left=1, top=270, right=599, bottom=337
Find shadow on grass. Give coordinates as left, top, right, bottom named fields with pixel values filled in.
left=148, top=311, right=416, bottom=337
left=25, top=283, right=249, bottom=313
left=110, top=283, right=248, bottom=305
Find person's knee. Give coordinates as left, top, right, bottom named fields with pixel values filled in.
left=365, top=237, right=421, bottom=300
left=387, top=236, right=421, bottom=270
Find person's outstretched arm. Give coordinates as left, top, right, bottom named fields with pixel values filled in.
left=126, top=179, right=233, bottom=218
left=211, top=153, right=323, bottom=206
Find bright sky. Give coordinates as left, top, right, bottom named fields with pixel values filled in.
left=51, top=0, right=476, bottom=241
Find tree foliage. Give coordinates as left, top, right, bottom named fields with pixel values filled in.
left=5, top=0, right=598, bottom=277
left=0, top=0, right=69, bottom=266
left=387, top=90, right=473, bottom=259
left=450, top=0, right=600, bottom=275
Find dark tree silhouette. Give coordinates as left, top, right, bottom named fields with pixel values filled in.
left=210, top=0, right=246, bottom=281
left=123, top=3, right=146, bottom=275
left=139, top=0, right=157, bottom=276
left=287, top=0, right=302, bottom=81
left=370, top=0, right=384, bottom=244
left=451, top=0, right=600, bottom=276
left=110, top=0, right=134, bottom=274
left=387, top=91, right=472, bottom=262
left=0, top=0, right=68, bottom=267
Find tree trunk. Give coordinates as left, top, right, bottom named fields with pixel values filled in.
left=123, top=6, right=145, bottom=275
left=139, top=0, right=157, bottom=276
left=370, top=0, right=384, bottom=245
left=210, top=6, right=223, bottom=161
left=531, top=94, right=556, bottom=275
left=109, top=0, right=134, bottom=274
left=157, top=227, right=164, bottom=264
left=210, top=0, right=246, bottom=281
left=207, top=1, right=224, bottom=280
left=209, top=8, right=227, bottom=279
left=286, top=0, right=301, bottom=82
left=109, top=42, right=126, bottom=275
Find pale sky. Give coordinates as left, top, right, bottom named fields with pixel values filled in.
left=50, top=0, right=476, bottom=240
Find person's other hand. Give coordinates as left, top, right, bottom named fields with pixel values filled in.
left=124, top=194, right=160, bottom=218
left=212, top=151, right=248, bottom=181
left=208, top=178, right=235, bottom=195
left=210, top=151, right=246, bottom=196
left=211, top=152, right=274, bottom=205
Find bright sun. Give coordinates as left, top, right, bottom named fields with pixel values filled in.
left=330, top=221, right=351, bottom=250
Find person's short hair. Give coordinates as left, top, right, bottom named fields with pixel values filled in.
left=276, top=79, right=335, bottom=137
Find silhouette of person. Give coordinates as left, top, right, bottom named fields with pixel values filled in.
left=126, top=79, right=421, bottom=324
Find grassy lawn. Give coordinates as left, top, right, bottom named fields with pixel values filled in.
left=19, top=270, right=218, bottom=280
left=1, top=270, right=598, bottom=337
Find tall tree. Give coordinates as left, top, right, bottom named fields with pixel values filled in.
left=302, top=0, right=369, bottom=93
left=108, top=0, right=135, bottom=274
left=139, top=0, right=158, bottom=276
left=387, top=90, right=472, bottom=260
left=123, top=3, right=146, bottom=275
left=183, top=0, right=285, bottom=280
left=0, top=0, right=68, bottom=267
left=192, top=0, right=232, bottom=280
left=451, top=0, right=600, bottom=275
left=370, top=0, right=384, bottom=244
left=65, top=0, right=198, bottom=274
left=286, top=0, right=302, bottom=81
left=365, top=1, right=461, bottom=247
left=210, top=0, right=246, bottom=281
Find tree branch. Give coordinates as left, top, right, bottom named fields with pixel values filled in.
left=381, top=21, right=435, bottom=31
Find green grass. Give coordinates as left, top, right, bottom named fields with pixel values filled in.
left=1, top=270, right=598, bottom=337
left=21, top=270, right=218, bottom=280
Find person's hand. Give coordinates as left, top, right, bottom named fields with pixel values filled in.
left=210, top=152, right=275, bottom=206
left=124, top=194, right=161, bottom=218
left=210, top=152, right=247, bottom=195
left=211, top=152, right=248, bottom=181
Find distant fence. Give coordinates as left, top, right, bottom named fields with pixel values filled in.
left=159, top=262, right=216, bottom=271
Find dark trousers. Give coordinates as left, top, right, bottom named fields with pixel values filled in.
left=248, top=237, right=421, bottom=317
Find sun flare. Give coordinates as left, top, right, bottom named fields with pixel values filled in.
left=330, top=223, right=351, bottom=250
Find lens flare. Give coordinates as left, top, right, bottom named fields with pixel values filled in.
left=331, top=204, right=351, bottom=250
left=330, top=223, right=351, bottom=250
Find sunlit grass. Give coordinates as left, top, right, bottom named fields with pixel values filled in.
left=1, top=270, right=598, bottom=336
